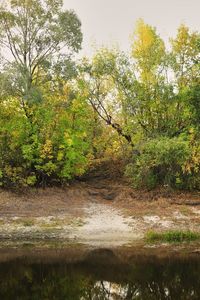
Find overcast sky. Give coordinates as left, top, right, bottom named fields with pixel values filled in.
left=63, top=0, right=200, bottom=56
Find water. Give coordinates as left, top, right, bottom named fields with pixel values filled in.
left=0, top=247, right=200, bottom=299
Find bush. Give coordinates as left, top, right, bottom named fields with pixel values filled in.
left=0, top=96, right=94, bottom=187
left=126, top=137, right=192, bottom=189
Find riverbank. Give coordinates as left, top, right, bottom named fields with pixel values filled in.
left=0, top=178, right=200, bottom=246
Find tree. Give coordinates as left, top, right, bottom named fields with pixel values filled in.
left=0, top=0, right=82, bottom=100
left=170, top=24, right=200, bottom=88
left=79, top=49, right=134, bottom=146
left=131, top=19, right=166, bottom=84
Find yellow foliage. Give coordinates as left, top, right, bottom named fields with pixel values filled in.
left=183, top=143, right=200, bottom=175
left=57, top=151, right=64, bottom=161
left=40, top=139, right=53, bottom=160
left=131, top=19, right=165, bottom=83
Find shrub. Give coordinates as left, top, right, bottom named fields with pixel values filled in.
left=0, top=96, right=94, bottom=187
left=126, top=137, right=192, bottom=189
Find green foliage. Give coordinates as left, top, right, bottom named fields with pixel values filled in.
left=0, top=0, right=95, bottom=188
left=126, top=137, right=191, bottom=189
left=0, top=15, right=200, bottom=190
left=0, top=91, right=94, bottom=187
left=0, top=0, right=82, bottom=98
left=170, top=24, right=200, bottom=87
left=146, top=230, right=200, bottom=243
left=188, top=85, right=200, bottom=125
left=122, top=21, right=200, bottom=190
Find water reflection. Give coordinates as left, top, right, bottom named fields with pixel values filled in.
left=0, top=248, right=200, bottom=299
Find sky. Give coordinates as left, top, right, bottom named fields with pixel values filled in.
left=63, top=0, right=200, bottom=56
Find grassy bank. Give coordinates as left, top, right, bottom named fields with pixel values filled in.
left=146, top=230, right=200, bottom=243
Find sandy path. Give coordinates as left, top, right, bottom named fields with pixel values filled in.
left=72, top=203, right=141, bottom=246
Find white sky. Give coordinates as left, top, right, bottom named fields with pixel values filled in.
left=63, top=0, right=200, bottom=56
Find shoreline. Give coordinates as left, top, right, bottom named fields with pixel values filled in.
left=0, top=241, right=200, bottom=265
left=0, top=180, right=200, bottom=248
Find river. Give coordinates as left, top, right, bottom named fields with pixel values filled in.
left=0, top=245, right=200, bottom=299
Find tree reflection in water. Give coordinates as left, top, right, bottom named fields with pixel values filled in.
left=0, top=248, right=200, bottom=299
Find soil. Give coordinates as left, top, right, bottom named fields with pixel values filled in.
left=0, top=176, right=200, bottom=247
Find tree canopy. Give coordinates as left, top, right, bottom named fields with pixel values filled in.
left=0, top=6, right=200, bottom=190
left=0, top=0, right=82, bottom=99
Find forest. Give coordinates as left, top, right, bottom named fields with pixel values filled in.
left=0, top=0, right=200, bottom=190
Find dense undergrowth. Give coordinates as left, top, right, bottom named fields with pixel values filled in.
left=0, top=1, right=200, bottom=189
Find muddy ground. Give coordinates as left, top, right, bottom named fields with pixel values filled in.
left=0, top=177, right=200, bottom=247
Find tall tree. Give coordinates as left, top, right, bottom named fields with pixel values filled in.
left=130, top=19, right=178, bottom=136
left=131, top=19, right=166, bottom=84
left=0, top=0, right=82, bottom=100
left=170, top=24, right=200, bottom=88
